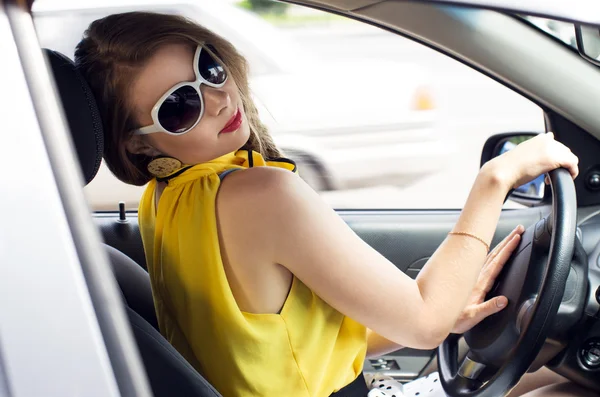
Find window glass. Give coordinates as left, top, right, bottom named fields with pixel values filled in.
left=33, top=0, right=544, bottom=211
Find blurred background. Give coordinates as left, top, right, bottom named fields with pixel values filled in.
left=34, top=0, right=567, bottom=210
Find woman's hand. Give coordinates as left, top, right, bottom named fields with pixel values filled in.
left=485, top=132, right=579, bottom=192
left=451, top=225, right=525, bottom=334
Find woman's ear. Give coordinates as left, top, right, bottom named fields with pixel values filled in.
left=126, top=135, right=161, bottom=157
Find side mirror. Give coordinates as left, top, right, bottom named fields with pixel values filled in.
left=481, top=132, right=545, bottom=204
left=575, top=24, right=600, bottom=67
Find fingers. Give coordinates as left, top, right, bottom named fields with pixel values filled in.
left=485, top=225, right=524, bottom=265
left=546, top=132, right=579, bottom=179
left=472, top=296, right=508, bottom=324
left=566, top=154, right=579, bottom=180
left=514, top=132, right=579, bottom=185
left=479, top=233, right=521, bottom=296
left=491, top=229, right=522, bottom=269
left=487, top=225, right=521, bottom=259
left=474, top=229, right=522, bottom=302
left=558, top=145, right=579, bottom=180
left=452, top=296, right=508, bottom=334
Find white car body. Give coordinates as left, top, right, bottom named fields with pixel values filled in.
left=33, top=0, right=450, bottom=208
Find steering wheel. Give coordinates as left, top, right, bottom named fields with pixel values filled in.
left=439, top=168, right=577, bottom=397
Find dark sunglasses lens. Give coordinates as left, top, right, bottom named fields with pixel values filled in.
left=198, top=48, right=227, bottom=85
left=158, top=85, right=201, bottom=133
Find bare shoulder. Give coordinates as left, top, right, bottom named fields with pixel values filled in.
left=218, top=166, right=306, bottom=214
left=216, top=166, right=311, bottom=240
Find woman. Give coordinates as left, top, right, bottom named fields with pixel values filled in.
left=74, top=11, right=591, bottom=397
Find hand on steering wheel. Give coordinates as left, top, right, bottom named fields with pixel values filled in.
left=451, top=225, right=525, bottom=335
left=439, top=168, right=578, bottom=397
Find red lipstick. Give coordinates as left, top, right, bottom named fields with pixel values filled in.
left=220, top=109, right=242, bottom=134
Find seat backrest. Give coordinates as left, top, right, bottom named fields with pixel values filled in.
left=104, top=244, right=158, bottom=329
left=127, top=303, right=221, bottom=397
left=44, top=47, right=222, bottom=397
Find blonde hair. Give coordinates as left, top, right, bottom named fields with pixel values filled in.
left=75, top=11, right=281, bottom=185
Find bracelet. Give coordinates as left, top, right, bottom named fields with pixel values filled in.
left=448, top=231, right=490, bottom=252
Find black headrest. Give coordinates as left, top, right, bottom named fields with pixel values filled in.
left=44, top=49, right=103, bottom=185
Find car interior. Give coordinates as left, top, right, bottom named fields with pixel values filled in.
left=4, top=0, right=600, bottom=396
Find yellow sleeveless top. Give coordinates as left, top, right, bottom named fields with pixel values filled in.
left=138, top=150, right=367, bottom=397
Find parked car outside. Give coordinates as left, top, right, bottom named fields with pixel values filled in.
left=33, top=0, right=452, bottom=210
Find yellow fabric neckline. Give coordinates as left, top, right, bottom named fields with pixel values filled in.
left=159, top=149, right=295, bottom=186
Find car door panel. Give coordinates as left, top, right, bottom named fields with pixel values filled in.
left=340, top=208, right=543, bottom=277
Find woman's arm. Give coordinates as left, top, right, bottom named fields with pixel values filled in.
left=365, top=224, right=523, bottom=357
left=267, top=165, right=506, bottom=349
left=224, top=133, right=577, bottom=350
left=366, top=329, right=404, bottom=358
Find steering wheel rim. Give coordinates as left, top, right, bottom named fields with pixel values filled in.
left=438, top=168, right=577, bottom=397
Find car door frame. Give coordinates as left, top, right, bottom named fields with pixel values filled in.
left=1, top=1, right=152, bottom=396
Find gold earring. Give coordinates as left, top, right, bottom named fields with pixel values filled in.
left=147, top=156, right=183, bottom=178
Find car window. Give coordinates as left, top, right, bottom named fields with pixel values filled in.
left=33, top=0, right=544, bottom=211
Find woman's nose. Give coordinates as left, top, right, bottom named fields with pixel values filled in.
left=202, top=85, right=231, bottom=117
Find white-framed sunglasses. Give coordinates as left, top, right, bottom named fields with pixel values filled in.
left=134, top=45, right=228, bottom=136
